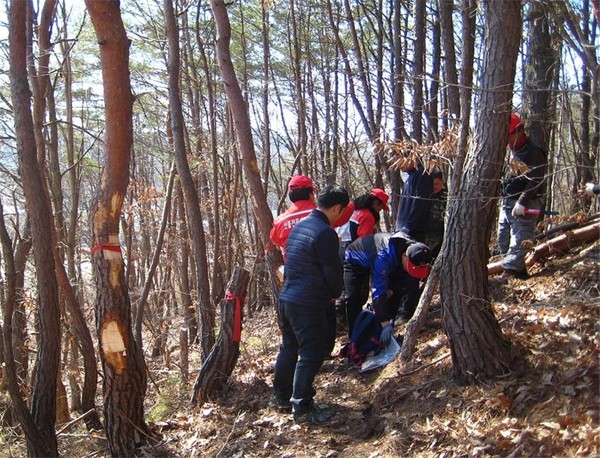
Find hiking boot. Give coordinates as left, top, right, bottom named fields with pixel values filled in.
left=268, top=395, right=291, bottom=411
left=503, top=268, right=530, bottom=279
left=293, top=404, right=334, bottom=424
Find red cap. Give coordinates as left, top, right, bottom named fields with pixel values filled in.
left=370, top=188, right=390, bottom=211
left=405, top=243, right=432, bottom=279
left=508, top=113, right=523, bottom=134
left=288, top=175, right=313, bottom=190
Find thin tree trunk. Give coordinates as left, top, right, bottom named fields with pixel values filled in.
left=134, top=163, right=176, bottom=344
left=449, top=0, right=477, bottom=194
left=412, top=0, right=426, bottom=142
left=29, top=0, right=101, bottom=431
left=438, top=0, right=461, bottom=120
left=85, top=1, right=150, bottom=455
left=164, top=0, right=215, bottom=359
left=210, top=0, right=284, bottom=299
left=0, top=203, right=49, bottom=455
left=8, top=1, right=61, bottom=454
left=192, top=266, right=251, bottom=405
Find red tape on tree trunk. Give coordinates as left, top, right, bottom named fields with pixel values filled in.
left=224, top=290, right=244, bottom=343
left=91, top=244, right=122, bottom=256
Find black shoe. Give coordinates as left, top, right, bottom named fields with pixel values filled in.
left=293, top=404, right=334, bottom=424
left=268, top=395, right=291, bottom=411
left=503, top=268, right=530, bottom=279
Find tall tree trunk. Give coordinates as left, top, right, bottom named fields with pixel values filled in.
left=209, top=0, right=284, bottom=298
left=134, top=163, right=176, bottom=344
left=0, top=204, right=50, bottom=456
left=164, top=0, right=215, bottom=359
left=8, top=1, right=61, bottom=455
left=439, top=0, right=522, bottom=383
left=449, top=0, right=477, bottom=193
left=412, top=0, right=426, bottom=142
left=29, top=0, right=101, bottom=431
left=84, top=1, right=150, bottom=455
left=427, top=12, right=441, bottom=141
left=289, top=0, right=308, bottom=172
left=175, top=181, right=197, bottom=341
left=523, top=3, right=559, bottom=152
left=438, top=0, right=461, bottom=120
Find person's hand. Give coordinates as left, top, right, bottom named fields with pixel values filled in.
left=380, top=323, right=394, bottom=346
left=511, top=202, right=526, bottom=217
left=579, top=182, right=596, bottom=198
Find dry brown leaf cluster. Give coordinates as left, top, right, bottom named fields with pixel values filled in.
left=382, top=129, right=458, bottom=173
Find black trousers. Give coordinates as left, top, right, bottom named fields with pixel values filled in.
left=343, top=262, right=371, bottom=336
left=273, top=300, right=327, bottom=414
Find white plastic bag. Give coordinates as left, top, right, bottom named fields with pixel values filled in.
left=359, top=336, right=401, bottom=373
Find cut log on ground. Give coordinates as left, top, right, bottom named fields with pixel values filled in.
left=488, top=221, right=600, bottom=275
left=191, top=265, right=251, bottom=406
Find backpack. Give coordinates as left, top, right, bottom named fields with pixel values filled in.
left=339, top=310, right=383, bottom=367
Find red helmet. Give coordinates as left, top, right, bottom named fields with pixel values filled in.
left=508, top=113, right=523, bottom=134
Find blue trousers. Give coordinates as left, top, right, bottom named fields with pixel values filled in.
left=497, top=198, right=540, bottom=271
left=273, top=300, right=327, bottom=414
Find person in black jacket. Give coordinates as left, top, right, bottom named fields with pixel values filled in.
left=394, top=158, right=434, bottom=242
left=497, top=113, right=547, bottom=279
left=272, top=185, right=349, bottom=424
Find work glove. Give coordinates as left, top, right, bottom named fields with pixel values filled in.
left=511, top=202, right=526, bottom=217
left=584, top=182, right=596, bottom=197
left=380, top=323, right=394, bottom=346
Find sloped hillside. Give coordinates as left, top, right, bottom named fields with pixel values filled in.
left=2, top=244, right=598, bottom=458
left=134, top=241, right=599, bottom=457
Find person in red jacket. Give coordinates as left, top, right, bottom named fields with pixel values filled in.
left=270, top=175, right=317, bottom=252
left=271, top=175, right=353, bottom=254
left=337, top=188, right=389, bottom=261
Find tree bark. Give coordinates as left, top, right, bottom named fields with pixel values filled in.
left=209, top=0, right=284, bottom=299
left=134, top=163, right=176, bottom=344
left=192, top=266, right=251, bottom=406
left=0, top=203, right=50, bottom=455
left=9, top=1, right=62, bottom=455
left=84, top=1, right=150, bottom=455
left=438, top=0, right=461, bottom=120
left=412, top=0, right=426, bottom=143
left=439, top=0, right=522, bottom=383
left=164, top=0, right=215, bottom=359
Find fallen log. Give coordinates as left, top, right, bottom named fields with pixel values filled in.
left=535, top=212, right=600, bottom=241
left=488, top=221, right=600, bottom=275
left=191, top=265, right=251, bottom=406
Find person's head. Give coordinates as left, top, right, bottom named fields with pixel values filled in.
left=288, top=175, right=314, bottom=203
left=369, top=188, right=390, bottom=212
left=507, top=113, right=525, bottom=149
left=401, top=242, right=432, bottom=279
left=317, top=185, right=350, bottom=224
left=431, top=170, right=444, bottom=195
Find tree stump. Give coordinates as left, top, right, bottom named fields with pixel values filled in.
left=191, top=266, right=251, bottom=406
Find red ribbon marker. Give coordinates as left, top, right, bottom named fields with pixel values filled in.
left=91, top=244, right=122, bottom=256
left=224, top=290, right=245, bottom=343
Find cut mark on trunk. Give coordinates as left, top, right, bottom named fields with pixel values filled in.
left=101, top=320, right=127, bottom=374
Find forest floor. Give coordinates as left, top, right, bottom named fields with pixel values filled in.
left=1, top=241, right=599, bottom=457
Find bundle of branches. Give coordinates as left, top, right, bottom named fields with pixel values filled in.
left=381, top=129, right=458, bottom=172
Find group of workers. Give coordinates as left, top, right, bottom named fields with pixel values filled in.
left=267, top=112, right=595, bottom=424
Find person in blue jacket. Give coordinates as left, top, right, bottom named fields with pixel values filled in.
left=272, top=185, right=349, bottom=424
left=343, top=232, right=432, bottom=342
